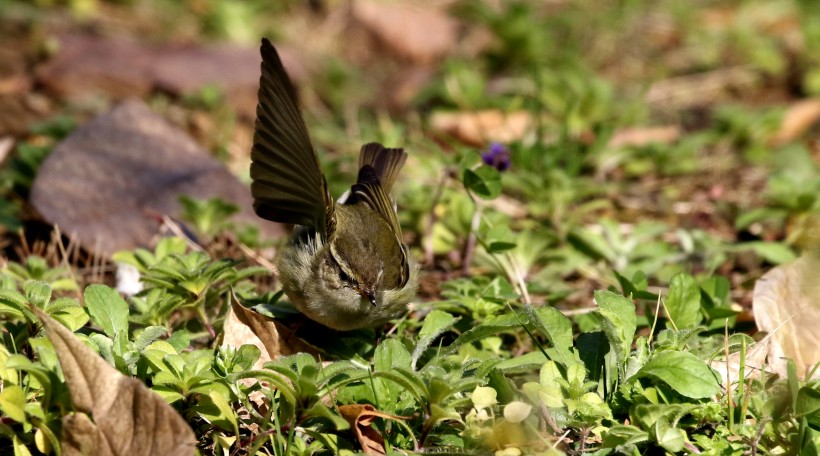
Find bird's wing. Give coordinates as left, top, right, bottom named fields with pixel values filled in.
left=347, top=165, right=410, bottom=286
left=250, top=38, right=335, bottom=238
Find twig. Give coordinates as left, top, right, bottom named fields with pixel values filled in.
left=52, top=225, right=81, bottom=300
left=160, top=215, right=204, bottom=252
left=751, top=417, right=771, bottom=456
left=238, top=242, right=278, bottom=275
left=461, top=198, right=483, bottom=275
left=423, top=171, right=449, bottom=266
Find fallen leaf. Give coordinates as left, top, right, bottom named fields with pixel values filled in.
left=222, top=301, right=278, bottom=370
left=431, top=110, right=680, bottom=150
left=752, top=254, right=820, bottom=379
left=29, top=99, right=284, bottom=257
left=153, top=44, right=305, bottom=119
left=770, top=98, right=820, bottom=146
left=646, top=67, right=761, bottom=110
left=338, top=404, right=410, bottom=456
left=0, top=94, right=49, bottom=136
left=607, top=125, right=680, bottom=148
left=36, top=34, right=155, bottom=99
left=36, top=33, right=306, bottom=117
left=32, top=307, right=196, bottom=456
left=222, top=296, right=315, bottom=364
left=350, top=0, right=459, bottom=65
left=710, top=335, right=772, bottom=390
left=430, top=110, right=538, bottom=146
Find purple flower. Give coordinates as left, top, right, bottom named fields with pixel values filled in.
left=481, top=143, right=511, bottom=171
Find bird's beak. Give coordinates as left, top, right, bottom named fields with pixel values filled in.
left=364, top=290, right=377, bottom=306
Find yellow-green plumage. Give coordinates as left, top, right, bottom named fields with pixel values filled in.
left=250, top=38, right=417, bottom=330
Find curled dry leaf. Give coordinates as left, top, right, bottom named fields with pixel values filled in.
left=607, top=125, right=680, bottom=148
left=752, top=255, right=820, bottom=379
left=31, top=307, right=196, bottom=456
left=350, top=0, right=459, bottom=65
left=770, top=98, right=820, bottom=146
left=710, top=334, right=772, bottom=390
left=222, top=297, right=316, bottom=365
left=430, top=110, right=538, bottom=146
left=431, top=110, right=680, bottom=150
left=646, top=66, right=761, bottom=110
left=338, top=404, right=411, bottom=456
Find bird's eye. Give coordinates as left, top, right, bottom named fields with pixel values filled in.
left=338, top=269, right=351, bottom=283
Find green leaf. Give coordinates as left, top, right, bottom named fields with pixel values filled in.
left=13, top=435, right=33, bottom=456
left=0, top=289, right=33, bottom=320
left=593, top=290, right=636, bottom=372
left=737, top=241, right=796, bottom=264
left=797, top=386, right=820, bottom=428
left=636, top=351, right=720, bottom=399
left=0, top=385, right=27, bottom=423
left=375, top=339, right=412, bottom=372
left=412, top=310, right=459, bottom=370
left=577, top=331, right=609, bottom=384
left=601, top=425, right=649, bottom=448
left=524, top=305, right=574, bottom=366
left=495, top=351, right=548, bottom=373
left=372, top=370, right=427, bottom=404
left=24, top=280, right=51, bottom=308
left=50, top=305, right=89, bottom=332
left=463, top=165, right=502, bottom=200
left=232, top=345, right=261, bottom=372
left=446, top=313, right=523, bottom=354
left=133, top=326, right=169, bottom=352
left=208, top=390, right=239, bottom=437
left=84, top=284, right=129, bottom=339
left=665, top=273, right=701, bottom=329
left=654, top=416, right=686, bottom=453
left=304, top=403, right=349, bottom=431
left=485, top=224, right=517, bottom=252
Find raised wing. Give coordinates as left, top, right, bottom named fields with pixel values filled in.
left=250, top=38, right=335, bottom=237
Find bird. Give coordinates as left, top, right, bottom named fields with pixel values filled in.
left=249, top=38, right=417, bottom=331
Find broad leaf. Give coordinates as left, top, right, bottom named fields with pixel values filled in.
left=636, top=351, right=720, bottom=399
left=593, top=290, right=636, bottom=374
left=665, top=273, right=701, bottom=329
left=412, top=310, right=459, bottom=370
left=83, top=285, right=129, bottom=339
left=524, top=305, right=574, bottom=366
left=463, top=165, right=502, bottom=200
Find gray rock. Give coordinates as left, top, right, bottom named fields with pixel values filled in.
left=30, top=99, right=284, bottom=256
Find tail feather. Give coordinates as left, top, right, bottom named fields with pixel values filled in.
left=358, top=143, right=407, bottom=193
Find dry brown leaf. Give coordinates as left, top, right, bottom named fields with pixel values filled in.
left=223, top=300, right=279, bottom=369
left=607, top=125, right=680, bottom=148
left=431, top=109, right=680, bottom=150
left=752, top=255, right=820, bottom=379
left=771, top=98, right=820, bottom=146
left=223, top=298, right=315, bottom=362
left=339, top=404, right=410, bottom=456
left=430, top=110, right=538, bottom=146
left=36, top=33, right=303, bottom=117
left=350, top=0, right=459, bottom=65
left=646, top=67, right=761, bottom=110
left=710, top=335, right=772, bottom=390
left=32, top=307, right=196, bottom=456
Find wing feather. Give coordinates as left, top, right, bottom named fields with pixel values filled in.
left=250, top=38, right=334, bottom=236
